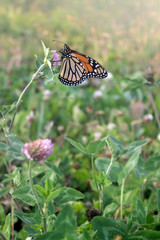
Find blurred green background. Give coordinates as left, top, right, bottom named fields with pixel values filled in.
left=1, top=1, right=160, bottom=235
left=1, top=0, right=160, bottom=73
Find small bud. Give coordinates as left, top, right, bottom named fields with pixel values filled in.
left=93, top=90, right=102, bottom=99
left=43, top=89, right=51, bottom=101
left=95, top=110, right=105, bottom=116
left=86, top=106, right=93, bottom=114
left=82, top=136, right=87, bottom=145
left=107, top=123, right=116, bottom=130
left=57, top=125, right=64, bottom=132
left=117, top=111, right=123, bottom=117
left=94, top=132, right=102, bottom=141
left=144, top=66, right=154, bottom=83
left=26, top=111, right=35, bottom=123
left=143, top=114, right=153, bottom=123
left=86, top=208, right=101, bottom=222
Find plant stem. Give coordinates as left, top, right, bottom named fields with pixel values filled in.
left=11, top=198, right=14, bottom=240
left=105, top=157, right=114, bottom=177
left=9, top=63, right=45, bottom=132
left=36, top=101, right=44, bottom=138
left=120, top=178, right=125, bottom=219
left=28, top=161, right=46, bottom=232
left=91, top=154, right=102, bottom=211
left=148, top=87, right=160, bottom=130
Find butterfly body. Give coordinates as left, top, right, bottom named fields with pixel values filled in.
left=58, top=44, right=108, bottom=86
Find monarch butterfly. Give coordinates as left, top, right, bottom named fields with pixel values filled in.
left=56, top=43, right=108, bottom=86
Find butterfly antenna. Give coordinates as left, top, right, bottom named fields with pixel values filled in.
left=52, top=39, right=66, bottom=45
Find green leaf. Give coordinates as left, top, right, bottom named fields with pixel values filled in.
left=1, top=134, right=25, bottom=162
left=104, top=136, right=125, bottom=160
left=92, top=216, right=127, bottom=240
left=35, top=231, right=64, bottom=240
left=126, top=140, right=148, bottom=155
left=95, top=158, right=122, bottom=182
left=34, top=185, right=47, bottom=198
left=23, top=225, right=39, bottom=237
left=35, top=55, right=43, bottom=69
left=15, top=212, right=42, bottom=226
left=0, top=102, right=17, bottom=116
left=79, top=229, right=93, bottom=240
left=118, top=150, right=140, bottom=185
left=41, top=40, right=49, bottom=58
left=2, top=167, right=21, bottom=184
left=96, top=172, right=112, bottom=187
left=46, top=188, right=63, bottom=202
left=45, top=162, right=62, bottom=177
left=145, top=155, right=160, bottom=172
left=47, top=59, right=52, bottom=70
left=47, top=201, right=55, bottom=216
left=31, top=166, right=46, bottom=178
left=136, top=199, right=146, bottom=224
left=2, top=213, right=11, bottom=240
left=54, top=187, right=84, bottom=205
left=44, top=71, right=55, bottom=85
left=45, top=178, right=53, bottom=195
left=0, top=135, right=24, bottom=161
left=146, top=214, right=154, bottom=224
left=127, top=230, right=160, bottom=239
left=65, top=137, right=88, bottom=154
left=157, top=185, right=160, bottom=214
left=0, top=188, right=9, bottom=198
left=103, top=203, right=118, bottom=216
left=8, top=134, right=24, bottom=151
left=124, top=78, right=151, bottom=91
left=54, top=205, right=76, bottom=238
left=87, top=140, right=105, bottom=154
left=12, top=186, right=36, bottom=206
left=0, top=142, right=10, bottom=151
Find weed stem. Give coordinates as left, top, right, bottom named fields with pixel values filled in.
left=9, top=63, right=45, bottom=132
left=29, top=160, right=46, bottom=232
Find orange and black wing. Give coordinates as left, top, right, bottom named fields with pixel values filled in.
left=59, top=44, right=108, bottom=86
left=59, top=53, right=87, bottom=86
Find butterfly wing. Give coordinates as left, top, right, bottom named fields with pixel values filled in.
left=59, top=47, right=108, bottom=86
left=59, top=53, right=87, bottom=86
left=72, top=51, right=108, bottom=80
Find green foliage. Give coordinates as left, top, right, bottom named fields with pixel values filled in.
left=95, top=158, right=122, bottom=182
left=1, top=2, right=160, bottom=238
left=65, top=137, right=105, bottom=155
left=14, top=212, right=42, bottom=226
left=136, top=199, right=146, bottom=224
left=92, top=216, right=127, bottom=240
left=12, top=186, right=36, bottom=206
left=118, top=150, right=141, bottom=184
left=2, top=214, right=11, bottom=240
left=104, top=135, right=125, bottom=160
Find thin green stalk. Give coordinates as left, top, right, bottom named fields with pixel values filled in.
left=11, top=198, right=14, bottom=240
left=91, top=154, right=99, bottom=191
left=105, top=157, right=114, bottom=177
left=9, top=63, right=45, bottom=132
left=28, top=161, right=46, bottom=232
left=148, top=87, right=160, bottom=130
left=36, top=101, right=44, bottom=138
left=91, top=154, right=102, bottom=211
left=120, top=178, right=125, bottom=219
